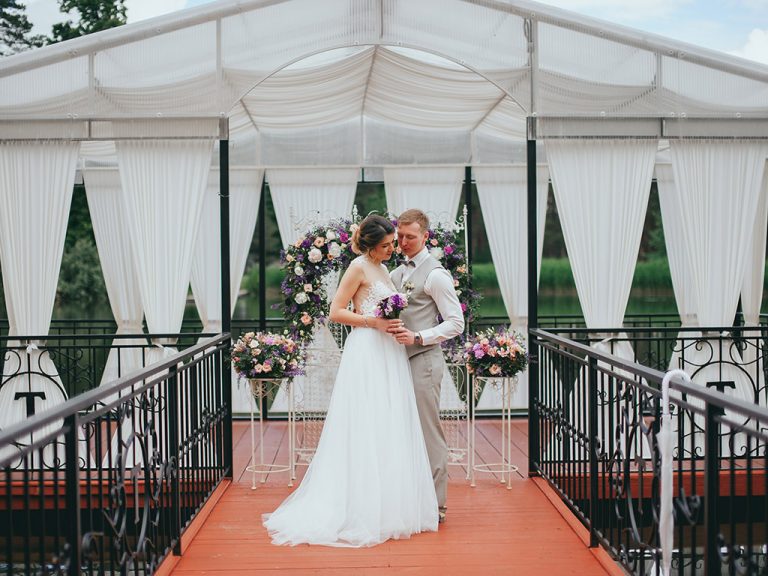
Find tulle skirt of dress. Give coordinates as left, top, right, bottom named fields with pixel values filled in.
left=262, top=327, right=439, bottom=547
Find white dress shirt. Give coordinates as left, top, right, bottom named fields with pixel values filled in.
left=402, top=247, right=465, bottom=346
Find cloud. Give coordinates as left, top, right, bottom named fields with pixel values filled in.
left=730, top=28, right=768, bottom=65
left=126, top=0, right=187, bottom=24
left=536, top=0, right=693, bottom=22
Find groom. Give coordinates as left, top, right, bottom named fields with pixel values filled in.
left=390, top=209, right=464, bottom=524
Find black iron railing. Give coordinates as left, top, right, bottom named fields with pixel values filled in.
left=531, top=328, right=768, bottom=576
left=0, top=334, right=231, bottom=576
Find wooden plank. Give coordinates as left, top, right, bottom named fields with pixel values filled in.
left=170, top=420, right=617, bottom=576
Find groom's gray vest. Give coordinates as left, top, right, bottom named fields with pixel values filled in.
left=393, top=257, right=442, bottom=358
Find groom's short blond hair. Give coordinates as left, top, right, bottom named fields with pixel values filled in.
left=398, top=209, right=430, bottom=233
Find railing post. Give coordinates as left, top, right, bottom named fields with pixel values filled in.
left=704, top=402, right=722, bottom=576
left=167, top=364, right=182, bottom=555
left=588, top=355, right=599, bottom=548
left=64, top=414, right=81, bottom=576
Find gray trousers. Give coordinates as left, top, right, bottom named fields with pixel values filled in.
left=409, top=346, right=448, bottom=508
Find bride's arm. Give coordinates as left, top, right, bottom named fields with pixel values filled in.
left=329, top=265, right=400, bottom=333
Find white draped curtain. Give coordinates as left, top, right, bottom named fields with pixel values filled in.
left=268, top=168, right=359, bottom=246
left=547, top=139, right=657, bottom=337
left=0, top=142, right=78, bottom=463
left=383, top=166, right=464, bottom=225
left=190, top=168, right=263, bottom=333
left=267, top=168, right=359, bottom=412
left=739, top=163, right=768, bottom=403
left=116, top=139, right=213, bottom=355
left=83, top=168, right=145, bottom=386
left=671, top=141, right=768, bottom=328
left=189, top=168, right=263, bottom=416
left=668, top=141, right=768, bottom=451
left=654, top=162, right=698, bottom=327
left=741, top=162, right=768, bottom=327
left=474, top=165, right=549, bottom=410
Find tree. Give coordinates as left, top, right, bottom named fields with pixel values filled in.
left=50, top=0, right=126, bottom=43
left=0, top=0, right=45, bottom=56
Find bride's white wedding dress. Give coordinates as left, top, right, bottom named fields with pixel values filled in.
left=263, top=257, right=438, bottom=547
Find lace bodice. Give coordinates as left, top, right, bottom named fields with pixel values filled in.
left=351, top=255, right=396, bottom=317
left=358, top=281, right=396, bottom=317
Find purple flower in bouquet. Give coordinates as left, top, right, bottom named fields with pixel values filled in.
left=374, top=292, right=409, bottom=319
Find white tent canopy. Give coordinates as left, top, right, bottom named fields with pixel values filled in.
left=0, top=0, right=766, bottom=157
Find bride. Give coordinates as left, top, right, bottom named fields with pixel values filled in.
left=263, top=214, right=439, bottom=547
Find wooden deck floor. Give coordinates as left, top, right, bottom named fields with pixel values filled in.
left=165, top=420, right=623, bottom=576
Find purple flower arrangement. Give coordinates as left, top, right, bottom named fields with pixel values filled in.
left=463, top=327, right=528, bottom=378
left=231, top=331, right=304, bottom=381
left=277, top=218, right=357, bottom=346
left=374, top=292, right=409, bottom=319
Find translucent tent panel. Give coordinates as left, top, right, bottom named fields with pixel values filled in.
left=661, top=57, right=768, bottom=115
left=537, top=22, right=658, bottom=116
left=220, top=0, right=379, bottom=105
left=94, top=21, right=218, bottom=117
left=0, top=0, right=766, bottom=158
left=364, top=117, right=471, bottom=165
left=381, top=0, right=530, bottom=94
left=260, top=119, right=361, bottom=166
left=0, top=56, right=88, bottom=115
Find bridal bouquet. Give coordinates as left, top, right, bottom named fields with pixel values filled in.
left=463, top=327, right=528, bottom=378
left=374, top=293, right=409, bottom=319
left=231, top=331, right=304, bottom=381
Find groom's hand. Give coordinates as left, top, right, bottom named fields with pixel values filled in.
left=392, top=327, right=416, bottom=346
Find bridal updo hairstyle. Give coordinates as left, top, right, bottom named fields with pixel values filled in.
left=351, top=214, right=395, bottom=255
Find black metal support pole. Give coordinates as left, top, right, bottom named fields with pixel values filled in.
left=219, top=137, right=233, bottom=479
left=464, top=165, right=473, bottom=283
left=704, top=403, right=723, bottom=576
left=64, top=415, right=81, bottom=576
left=527, top=128, right=540, bottom=477
left=258, top=176, right=268, bottom=416
left=258, top=177, right=267, bottom=334
left=220, top=140, right=231, bottom=336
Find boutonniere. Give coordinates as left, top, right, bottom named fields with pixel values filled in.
left=403, top=280, right=415, bottom=296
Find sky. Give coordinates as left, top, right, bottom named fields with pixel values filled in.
left=24, top=0, right=768, bottom=65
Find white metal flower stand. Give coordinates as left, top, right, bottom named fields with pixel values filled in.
left=470, top=375, right=519, bottom=489
left=247, top=378, right=295, bottom=489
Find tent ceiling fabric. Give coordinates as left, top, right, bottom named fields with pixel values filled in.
left=1, top=0, right=767, bottom=165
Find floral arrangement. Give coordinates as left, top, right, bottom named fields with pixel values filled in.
left=463, top=327, right=528, bottom=378
left=277, top=217, right=357, bottom=346
left=374, top=293, right=409, bottom=319
left=231, top=331, right=304, bottom=380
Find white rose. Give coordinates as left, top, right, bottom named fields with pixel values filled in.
left=326, top=230, right=337, bottom=241
left=308, top=247, right=323, bottom=263
left=294, top=292, right=308, bottom=304
left=294, top=264, right=304, bottom=276
left=328, top=242, right=341, bottom=258
left=429, top=247, right=444, bottom=260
